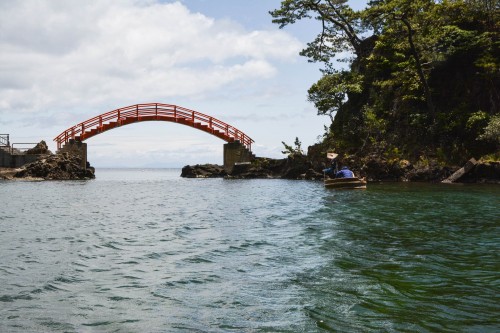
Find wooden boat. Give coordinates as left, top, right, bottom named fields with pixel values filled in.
left=324, top=177, right=367, bottom=189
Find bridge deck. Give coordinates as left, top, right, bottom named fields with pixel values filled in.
left=54, top=103, right=254, bottom=150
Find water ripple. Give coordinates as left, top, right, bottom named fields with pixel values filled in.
left=0, top=170, right=498, bottom=332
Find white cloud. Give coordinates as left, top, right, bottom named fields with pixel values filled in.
left=0, top=0, right=331, bottom=167
left=0, top=0, right=301, bottom=116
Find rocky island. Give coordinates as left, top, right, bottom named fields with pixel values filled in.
left=0, top=141, right=95, bottom=181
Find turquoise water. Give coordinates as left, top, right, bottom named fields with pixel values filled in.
left=0, top=169, right=499, bottom=332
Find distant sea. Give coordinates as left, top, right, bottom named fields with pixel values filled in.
left=1, top=169, right=499, bottom=332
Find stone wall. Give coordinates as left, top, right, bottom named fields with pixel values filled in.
left=57, top=140, right=87, bottom=170
left=0, top=148, right=40, bottom=168
left=223, top=141, right=255, bottom=173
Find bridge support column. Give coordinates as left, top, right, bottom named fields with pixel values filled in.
left=57, top=139, right=88, bottom=170
left=223, top=140, right=254, bottom=173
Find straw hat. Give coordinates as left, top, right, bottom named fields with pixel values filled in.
left=327, top=152, right=338, bottom=160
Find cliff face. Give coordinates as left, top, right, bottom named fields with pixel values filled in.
left=300, top=2, right=499, bottom=168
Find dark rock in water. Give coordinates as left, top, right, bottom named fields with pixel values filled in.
left=227, top=158, right=287, bottom=179
left=405, top=165, right=449, bottom=182
left=26, top=140, right=52, bottom=155
left=14, top=153, right=95, bottom=180
left=280, top=155, right=323, bottom=180
left=282, top=155, right=311, bottom=179
left=304, top=168, right=324, bottom=180
left=360, top=155, right=459, bottom=182
left=361, top=156, right=406, bottom=181
left=181, top=156, right=324, bottom=180
left=181, top=164, right=226, bottom=178
left=460, top=161, right=500, bottom=184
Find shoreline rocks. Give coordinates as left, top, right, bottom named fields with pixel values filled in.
left=180, top=164, right=227, bottom=178
left=358, top=155, right=499, bottom=184
left=181, top=156, right=324, bottom=180
left=10, top=153, right=95, bottom=180
left=1, top=139, right=94, bottom=181
left=0, top=168, right=23, bottom=180
left=181, top=155, right=499, bottom=184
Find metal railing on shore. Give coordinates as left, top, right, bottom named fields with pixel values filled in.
left=0, top=134, right=10, bottom=147
left=0, top=139, right=38, bottom=155
left=10, top=143, right=38, bottom=154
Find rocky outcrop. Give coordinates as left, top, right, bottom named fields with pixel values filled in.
left=459, top=161, right=500, bottom=183
left=181, top=156, right=323, bottom=180
left=358, top=155, right=499, bottom=183
left=25, top=140, right=52, bottom=155
left=14, top=152, right=95, bottom=180
left=236, top=156, right=323, bottom=180
left=359, top=155, right=456, bottom=182
left=180, top=164, right=227, bottom=178
left=181, top=147, right=499, bottom=183
left=0, top=168, right=20, bottom=180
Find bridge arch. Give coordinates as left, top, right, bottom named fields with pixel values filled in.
left=54, top=103, right=254, bottom=150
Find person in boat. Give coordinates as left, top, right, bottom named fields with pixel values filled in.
left=323, top=160, right=338, bottom=178
left=330, top=158, right=338, bottom=174
left=335, top=166, right=355, bottom=178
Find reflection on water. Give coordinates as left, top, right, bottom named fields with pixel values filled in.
left=1, top=169, right=499, bottom=332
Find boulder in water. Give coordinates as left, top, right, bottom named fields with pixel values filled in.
left=180, top=164, right=226, bottom=178
left=14, top=153, right=95, bottom=180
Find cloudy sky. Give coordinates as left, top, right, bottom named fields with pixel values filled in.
left=1, top=0, right=365, bottom=167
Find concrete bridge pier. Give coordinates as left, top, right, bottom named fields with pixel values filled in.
left=58, top=139, right=88, bottom=170
left=223, top=140, right=254, bottom=173
left=56, top=139, right=251, bottom=173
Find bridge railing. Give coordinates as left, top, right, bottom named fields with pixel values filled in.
left=0, top=134, right=10, bottom=147
left=54, top=103, right=254, bottom=150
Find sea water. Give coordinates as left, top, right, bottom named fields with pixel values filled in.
left=0, top=169, right=498, bottom=332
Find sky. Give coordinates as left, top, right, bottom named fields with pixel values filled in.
left=0, top=0, right=367, bottom=168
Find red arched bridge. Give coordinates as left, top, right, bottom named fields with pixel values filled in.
left=54, top=103, right=254, bottom=150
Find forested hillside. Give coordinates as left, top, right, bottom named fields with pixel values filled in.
left=271, top=0, right=499, bottom=166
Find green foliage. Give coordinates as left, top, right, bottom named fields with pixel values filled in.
left=270, top=0, right=366, bottom=66
left=478, top=114, right=500, bottom=144
left=271, top=0, right=500, bottom=164
left=434, top=26, right=482, bottom=59
left=281, top=137, right=304, bottom=157
left=475, top=51, right=498, bottom=74
left=307, top=71, right=363, bottom=119
left=435, top=147, right=448, bottom=167
left=383, top=146, right=404, bottom=164
left=415, top=154, right=430, bottom=168
left=466, top=111, right=488, bottom=130
left=480, top=152, right=500, bottom=162
left=362, top=106, right=387, bottom=147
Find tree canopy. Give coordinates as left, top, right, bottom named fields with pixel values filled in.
left=271, top=0, right=499, bottom=163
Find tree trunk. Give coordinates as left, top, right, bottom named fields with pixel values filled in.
left=401, top=17, right=435, bottom=121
